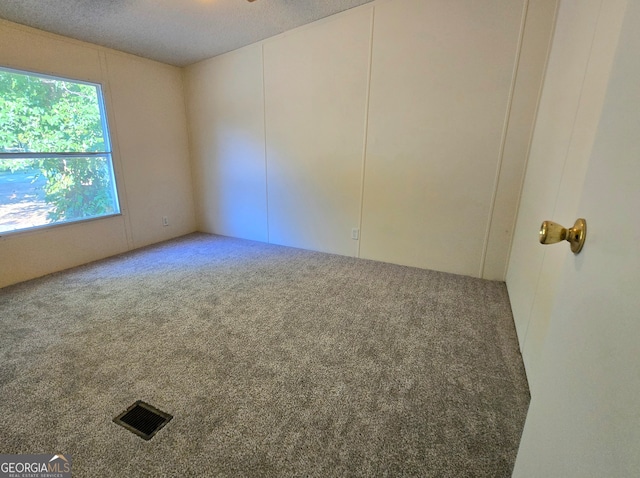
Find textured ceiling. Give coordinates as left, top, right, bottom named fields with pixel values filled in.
left=0, top=0, right=376, bottom=67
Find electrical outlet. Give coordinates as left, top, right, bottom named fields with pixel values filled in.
left=351, top=228, right=359, bottom=240
left=162, top=216, right=169, bottom=227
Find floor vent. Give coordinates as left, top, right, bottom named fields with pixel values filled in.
left=113, top=401, right=173, bottom=440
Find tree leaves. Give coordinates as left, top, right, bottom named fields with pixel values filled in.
left=0, top=71, right=107, bottom=153
left=0, top=69, right=117, bottom=223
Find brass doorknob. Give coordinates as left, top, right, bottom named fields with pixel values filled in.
left=539, top=218, right=587, bottom=254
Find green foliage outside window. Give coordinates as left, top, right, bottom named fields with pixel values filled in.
left=0, top=69, right=117, bottom=223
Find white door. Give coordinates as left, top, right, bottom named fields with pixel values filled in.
left=506, top=0, right=627, bottom=391
left=512, top=1, right=640, bottom=475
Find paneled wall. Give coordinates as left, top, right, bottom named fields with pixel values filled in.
left=361, top=0, right=522, bottom=276
left=186, top=45, right=267, bottom=242
left=0, top=20, right=196, bottom=288
left=185, top=0, right=557, bottom=280
left=263, top=9, right=372, bottom=257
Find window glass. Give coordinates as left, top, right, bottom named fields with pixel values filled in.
left=0, top=67, right=119, bottom=234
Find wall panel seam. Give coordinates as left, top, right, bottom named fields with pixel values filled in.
left=100, top=50, right=135, bottom=250
left=480, top=0, right=530, bottom=279
left=356, top=6, right=376, bottom=259
left=504, top=0, right=562, bottom=279
left=180, top=68, right=198, bottom=232
left=261, top=44, right=271, bottom=243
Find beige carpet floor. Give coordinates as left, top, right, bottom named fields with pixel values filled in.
left=0, top=233, right=529, bottom=477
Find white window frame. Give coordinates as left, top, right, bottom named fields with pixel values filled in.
left=0, top=66, right=121, bottom=235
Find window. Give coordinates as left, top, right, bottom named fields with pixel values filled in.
left=0, top=67, right=120, bottom=234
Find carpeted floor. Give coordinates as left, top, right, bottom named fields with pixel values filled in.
left=0, top=233, right=529, bottom=477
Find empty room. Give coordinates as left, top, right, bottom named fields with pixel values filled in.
left=0, top=0, right=638, bottom=476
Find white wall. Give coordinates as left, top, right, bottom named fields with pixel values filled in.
left=185, top=0, right=557, bottom=280
left=0, top=20, right=196, bottom=288
left=361, top=0, right=537, bottom=277
left=186, top=45, right=268, bottom=242
left=482, top=0, right=559, bottom=279
left=263, top=8, right=371, bottom=257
